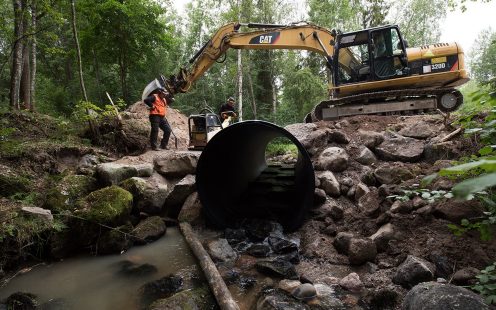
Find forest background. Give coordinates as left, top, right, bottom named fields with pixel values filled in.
left=0, top=0, right=495, bottom=126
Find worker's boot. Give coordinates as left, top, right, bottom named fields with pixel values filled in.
left=160, top=142, right=168, bottom=150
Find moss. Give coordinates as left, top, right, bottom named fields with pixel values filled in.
left=148, top=285, right=216, bottom=310
left=119, top=177, right=147, bottom=197
left=0, top=173, right=31, bottom=198
left=75, top=185, right=133, bottom=226
left=45, top=174, right=98, bottom=213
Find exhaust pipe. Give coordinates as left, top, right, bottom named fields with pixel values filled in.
left=196, top=121, right=315, bottom=232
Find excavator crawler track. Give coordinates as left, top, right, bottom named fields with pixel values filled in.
left=305, top=88, right=463, bottom=122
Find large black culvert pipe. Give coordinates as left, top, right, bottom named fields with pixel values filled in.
left=196, top=121, right=315, bottom=232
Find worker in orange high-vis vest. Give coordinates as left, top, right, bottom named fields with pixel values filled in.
left=143, top=88, right=171, bottom=150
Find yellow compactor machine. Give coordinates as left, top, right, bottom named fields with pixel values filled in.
left=162, top=22, right=469, bottom=121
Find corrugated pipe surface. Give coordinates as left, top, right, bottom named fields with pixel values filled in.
left=196, top=121, right=315, bottom=231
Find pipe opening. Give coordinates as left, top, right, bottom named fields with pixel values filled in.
left=196, top=121, right=315, bottom=232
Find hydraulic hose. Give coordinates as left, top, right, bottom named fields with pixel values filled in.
left=196, top=121, right=315, bottom=232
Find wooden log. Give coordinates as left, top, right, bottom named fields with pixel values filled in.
left=179, top=222, right=240, bottom=310
left=439, top=127, right=463, bottom=143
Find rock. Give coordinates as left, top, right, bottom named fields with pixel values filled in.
left=316, top=171, right=341, bottom=197
left=354, top=183, right=370, bottom=201
left=356, top=146, right=378, bottom=165
left=278, top=279, right=302, bottom=293
left=433, top=200, right=484, bottom=224
left=256, top=288, right=308, bottom=310
left=77, top=154, right=100, bottom=172
left=375, top=133, right=424, bottom=162
left=44, top=174, right=98, bottom=213
left=256, top=258, right=299, bottom=279
left=244, top=219, right=277, bottom=241
left=329, top=203, right=344, bottom=221
left=393, top=255, right=435, bottom=288
left=115, top=260, right=158, bottom=277
left=120, top=174, right=169, bottom=215
left=348, top=238, right=377, bottom=265
left=314, top=188, right=327, bottom=206
left=358, top=130, right=385, bottom=149
left=132, top=216, right=166, bottom=245
left=398, top=121, right=436, bottom=139
left=361, top=168, right=377, bottom=186
left=246, top=244, right=271, bottom=257
left=268, top=235, right=299, bottom=254
left=284, top=123, right=317, bottom=143
left=96, top=162, right=153, bottom=185
left=291, top=283, right=317, bottom=301
left=148, top=285, right=217, bottom=310
left=452, top=267, right=480, bottom=285
left=424, top=141, right=461, bottom=163
left=339, top=272, right=364, bottom=293
left=415, top=205, right=433, bottom=216
left=374, top=164, right=414, bottom=185
left=300, top=129, right=329, bottom=151
left=365, top=286, right=399, bottom=309
left=21, top=206, right=53, bottom=222
left=390, top=200, right=413, bottom=214
left=333, top=232, right=354, bottom=254
left=75, top=185, right=133, bottom=227
left=139, top=274, right=183, bottom=308
left=429, top=251, right=453, bottom=279
left=177, top=192, right=202, bottom=224
left=316, top=147, right=349, bottom=172
left=3, top=292, right=38, bottom=309
left=206, top=238, right=237, bottom=262
left=358, top=189, right=381, bottom=217
left=402, top=282, right=489, bottom=310
left=323, top=223, right=337, bottom=236
left=328, top=130, right=350, bottom=144
left=163, top=174, right=196, bottom=218
left=0, top=165, right=31, bottom=197
left=154, top=151, right=199, bottom=178
left=97, top=223, right=133, bottom=254
left=370, top=223, right=395, bottom=252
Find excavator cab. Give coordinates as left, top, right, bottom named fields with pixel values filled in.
left=333, top=25, right=409, bottom=87
left=188, top=108, right=223, bottom=150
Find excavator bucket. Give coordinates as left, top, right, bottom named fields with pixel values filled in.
left=141, top=79, right=162, bottom=101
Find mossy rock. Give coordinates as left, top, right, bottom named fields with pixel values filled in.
left=148, top=285, right=217, bottom=310
left=0, top=165, right=31, bottom=197
left=120, top=177, right=147, bottom=196
left=96, top=223, right=134, bottom=255
left=75, top=185, right=133, bottom=227
left=132, top=216, right=166, bottom=245
left=45, top=174, right=98, bottom=213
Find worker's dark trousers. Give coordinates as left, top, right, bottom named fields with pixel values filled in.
left=149, top=115, right=171, bottom=149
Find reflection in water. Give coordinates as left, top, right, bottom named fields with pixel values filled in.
left=0, top=228, right=198, bottom=310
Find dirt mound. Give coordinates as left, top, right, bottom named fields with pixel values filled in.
left=122, top=102, right=189, bottom=151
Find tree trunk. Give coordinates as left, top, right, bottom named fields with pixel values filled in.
left=70, top=0, right=88, bottom=101
left=246, top=66, right=257, bottom=120
left=10, top=0, right=24, bottom=110
left=20, top=43, right=31, bottom=109
left=29, top=0, right=37, bottom=111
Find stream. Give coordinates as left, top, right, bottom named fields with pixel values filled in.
left=0, top=227, right=199, bottom=309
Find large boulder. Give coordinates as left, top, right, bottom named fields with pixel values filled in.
left=139, top=275, right=183, bottom=308
left=75, top=185, right=133, bottom=227
left=339, top=272, right=364, bottom=293
left=424, top=141, right=462, bottom=163
left=256, top=258, right=299, bottom=280
left=177, top=192, right=202, bottom=224
left=348, top=238, right=377, bottom=265
left=358, top=130, right=385, bottom=149
left=393, top=255, right=436, bottom=288
left=374, top=164, right=414, bottom=185
left=402, top=282, right=489, bottom=310
left=284, top=123, right=317, bottom=143
left=45, top=174, right=98, bottom=213
left=398, top=121, right=437, bottom=139
left=206, top=238, right=237, bottom=262
left=327, top=130, right=350, bottom=144
left=96, top=162, right=153, bottom=185
left=120, top=173, right=169, bottom=215
left=316, top=171, right=340, bottom=197
left=375, top=133, right=425, bottom=162
left=356, top=146, right=378, bottom=165
left=433, top=200, right=484, bottom=224
left=132, top=216, right=167, bottom=245
left=370, top=223, right=395, bottom=252
left=315, top=147, right=349, bottom=172
left=163, top=174, right=196, bottom=217
left=97, top=223, right=133, bottom=254
left=0, top=164, right=31, bottom=197
left=154, top=151, right=199, bottom=178
left=299, top=129, right=329, bottom=151
left=333, top=232, right=354, bottom=254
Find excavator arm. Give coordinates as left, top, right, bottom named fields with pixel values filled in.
left=165, top=22, right=337, bottom=95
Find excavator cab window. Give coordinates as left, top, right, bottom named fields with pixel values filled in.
left=336, top=31, right=372, bottom=85
left=371, top=28, right=407, bottom=79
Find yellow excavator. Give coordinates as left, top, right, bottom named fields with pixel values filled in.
left=160, top=22, right=469, bottom=122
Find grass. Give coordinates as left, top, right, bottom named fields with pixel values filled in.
left=266, top=137, right=298, bottom=158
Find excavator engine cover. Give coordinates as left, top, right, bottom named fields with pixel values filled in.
left=196, top=121, right=315, bottom=232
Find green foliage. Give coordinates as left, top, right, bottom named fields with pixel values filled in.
left=469, top=28, right=496, bottom=90
left=387, top=188, right=453, bottom=203
left=265, top=138, right=298, bottom=158
left=472, top=262, right=496, bottom=304
left=71, top=100, right=121, bottom=124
